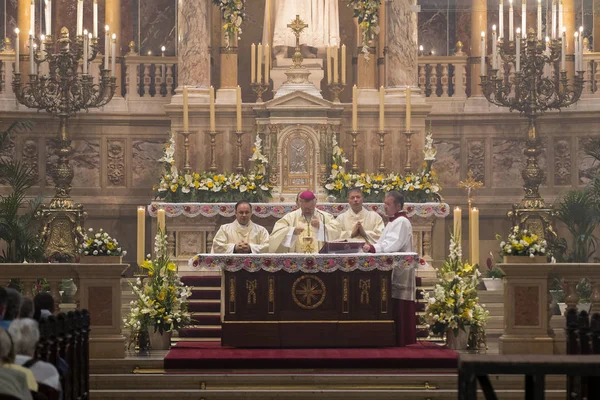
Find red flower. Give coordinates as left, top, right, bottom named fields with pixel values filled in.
left=347, top=258, right=355, bottom=266
left=420, top=258, right=426, bottom=265
left=205, top=257, right=213, bottom=264
left=305, top=257, right=315, bottom=267
left=184, top=206, right=191, bottom=212
left=192, top=258, right=199, bottom=267
left=264, top=258, right=272, bottom=266
left=220, top=205, right=227, bottom=211
left=226, top=258, right=233, bottom=266
left=386, top=257, right=394, bottom=265
left=372, top=206, right=379, bottom=211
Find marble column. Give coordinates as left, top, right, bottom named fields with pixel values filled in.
left=469, top=0, right=486, bottom=96
left=378, top=0, right=386, bottom=87
left=595, top=0, right=600, bottom=52
left=177, top=0, right=211, bottom=91
left=386, top=0, right=418, bottom=89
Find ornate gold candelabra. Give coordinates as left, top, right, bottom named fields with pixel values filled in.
left=177, top=130, right=197, bottom=174
left=376, top=130, right=388, bottom=173
left=205, top=130, right=222, bottom=172
left=251, top=82, right=269, bottom=102
left=328, top=82, right=346, bottom=103
left=234, top=130, right=245, bottom=173
left=402, top=130, right=416, bottom=173
left=481, top=28, right=584, bottom=239
left=346, top=130, right=361, bottom=173
left=12, top=27, right=116, bottom=261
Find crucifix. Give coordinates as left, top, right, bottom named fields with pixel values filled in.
left=288, top=15, right=308, bottom=67
left=458, top=170, right=484, bottom=209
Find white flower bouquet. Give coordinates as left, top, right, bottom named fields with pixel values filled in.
left=78, top=227, right=127, bottom=257
left=496, top=226, right=548, bottom=258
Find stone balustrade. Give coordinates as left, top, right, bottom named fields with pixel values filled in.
left=499, top=262, right=600, bottom=356
left=0, top=263, right=127, bottom=359
left=417, top=54, right=468, bottom=98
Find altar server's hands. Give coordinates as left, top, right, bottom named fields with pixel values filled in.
left=235, top=241, right=251, bottom=253
left=293, top=227, right=305, bottom=235
left=311, top=216, right=320, bottom=229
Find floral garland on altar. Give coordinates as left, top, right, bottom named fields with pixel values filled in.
left=213, top=0, right=246, bottom=47
left=324, top=129, right=442, bottom=203
left=348, top=0, right=381, bottom=58
left=153, top=134, right=272, bottom=203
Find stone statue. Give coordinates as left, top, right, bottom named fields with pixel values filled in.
left=263, top=0, right=340, bottom=59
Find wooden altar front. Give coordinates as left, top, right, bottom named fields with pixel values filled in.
left=190, top=253, right=419, bottom=348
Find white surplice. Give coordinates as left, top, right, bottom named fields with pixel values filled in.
left=372, top=214, right=413, bottom=253
left=210, top=220, right=270, bottom=254
left=269, top=208, right=340, bottom=253
left=337, top=207, right=385, bottom=244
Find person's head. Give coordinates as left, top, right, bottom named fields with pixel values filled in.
left=0, top=287, right=7, bottom=318
left=33, top=292, right=54, bottom=321
left=234, top=201, right=252, bottom=226
left=8, top=319, right=39, bottom=357
left=347, top=187, right=364, bottom=213
left=0, top=328, right=15, bottom=364
left=4, top=288, right=22, bottom=321
left=298, top=191, right=317, bottom=217
left=19, top=297, right=34, bottom=319
left=384, top=191, right=404, bottom=217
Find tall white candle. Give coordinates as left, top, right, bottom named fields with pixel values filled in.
left=29, top=33, right=34, bottom=73
left=30, top=0, right=35, bottom=38
left=209, top=86, right=215, bottom=131
left=492, top=26, right=498, bottom=69
left=352, top=84, right=357, bottom=131
left=537, top=0, right=542, bottom=40
left=15, top=28, right=20, bottom=71
left=137, top=207, right=146, bottom=266
left=76, top=0, right=83, bottom=36
left=250, top=43, right=256, bottom=83
left=104, top=25, right=110, bottom=70
left=552, top=0, right=557, bottom=39
left=183, top=86, right=189, bottom=131
left=579, top=26, right=584, bottom=71
left=264, top=43, right=270, bottom=84
left=516, top=28, right=521, bottom=72
left=558, top=1, right=563, bottom=37
left=341, top=44, right=346, bottom=84
left=509, top=0, right=514, bottom=41
left=480, top=31, right=486, bottom=76
left=378, top=86, right=384, bottom=131
left=111, top=33, right=116, bottom=77
left=83, top=30, right=88, bottom=74
left=561, top=27, right=566, bottom=71
left=499, top=0, right=504, bottom=39
left=157, top=209, right=166, bottom=233
left=405, top=86, right=411, bottom=131
left=544, top=37, right=551, bottom=76
left=257, top=43, right=262, bottom=83
left=45, top=0, right=51, bottom=36
left=521, top=0, right=526, bottom=36
left=333, top=45, right=339, bottom=83
left=574, top=31, right=579, bottom=72
left=326, top=45, right=331, bottom=84
left=236, top=86, right=242, bottom=131
left=161, top=45, right=166, bottom=82
left=93, top=0, right=98, bottom=37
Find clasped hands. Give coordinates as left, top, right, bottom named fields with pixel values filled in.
left=234, top=240, right=252, bottom=253
left=293, top=216, right=321, bottom=235
left=351, top=221, right=366, bottom=239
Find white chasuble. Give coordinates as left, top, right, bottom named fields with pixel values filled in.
left=337, top=208, right=385, bottom=244
left=269, top=209, right=341, bottom=253
left=210, top=220, right=270, bottom=254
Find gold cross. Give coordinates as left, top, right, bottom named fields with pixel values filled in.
left=288, top=15, right=308, bottom=48
left=458, top=170, right=484, bottom=209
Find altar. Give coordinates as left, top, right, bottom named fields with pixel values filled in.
left=190, top=252, right=419, bottom=348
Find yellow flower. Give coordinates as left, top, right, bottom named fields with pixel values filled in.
left=148, top=270, right=154, bottom=277
left=213, top=175, right=219, bottom=180
left=141, top=260, right=153, bottom=269
left=207, top=181, right=214, bottom=188
left=463, top=263, right=473, bottom=273
left=107, top=242, right=115, bottom=250
left=332, top=164, right=338, bottom=170
left=158, top=290, right=166, bottom=301
left=167, top=262, right=177, bottom=272
left=406, top=176, right=411, bottom=183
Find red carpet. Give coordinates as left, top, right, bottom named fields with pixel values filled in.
left=164, top=341, right=457, bottom=370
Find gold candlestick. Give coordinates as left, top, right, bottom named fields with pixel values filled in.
left=402, top=130, right=416, bottom=173
left=251, top=82, right=269, bottom=102
left=328, top=82, right=346, bottom=103
left=205, top=130, right=222, bottom=172
left=346, top=130, right=361, bottom=173
left=376, top=130, right=388, bottom=173
left=234, top=130, right=245, bottom=174
left=177, top=130, right=197, bottom=174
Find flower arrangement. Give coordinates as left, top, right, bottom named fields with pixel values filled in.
left=212, top=0, right=246, bottom=47
left=422, top=233, right=488, bottom=349
left=78, top=227, right=127, bottom=257
left=124, top=229, right=192, bottom=346
left=348, top=0, right=381, bottom=58
left=324, top=132, right=442, bottom=202
left=496, top=226, right=548, bottom=258
left=153, top=133, right=272, bottom=203
left=485, top=256, right=505, bottom=279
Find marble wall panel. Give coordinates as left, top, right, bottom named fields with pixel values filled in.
left=554, top=138, right=571, bottom=186
left=467, top=139, right=485, bottom=184
left=132, top=139, right=166, bottom=188
left=419, top=0, right=450, bottom=56
left=578, top=137, right=599, bottom=185
left=71, top=139, right=100, bottom=188
left=21, top=138, right=39, bottom=183
left=139, top=0, right=176, bottom=56
left=5, top=0, right=18, bottom=42
left=107, top=139, right=126, bottom=187
left=434, top=139, right=461, bottom=187
left=492, top=139, right=547, bottom=188
left=454, top=3, right=471, bottom=56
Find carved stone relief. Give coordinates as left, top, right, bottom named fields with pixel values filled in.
left=467, top=140, right=485, bottom=185
left=554, top=139, right=571, bottom=186
left=22, top=139, right=39, bottom=182
left=107, top=140, right=126, bottom=187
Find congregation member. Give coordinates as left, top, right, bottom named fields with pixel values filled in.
left=270, top=190, right=340, bottom=253
left=362, top=191, right=412, bottom=253
left=211, top=201, right=270, bottom=254
left=0, top=328, right=39, bottom=394
left=0, top=328, right=32, bottom=400
left=0, top=287, right=9, bottom=330
left=4, top=288, right=23, bottom=325
left=33, top=293, right=54, bottom=322
left=337, top=187, right=384, bottom=244
left=19, top=298, right=34, bottom=320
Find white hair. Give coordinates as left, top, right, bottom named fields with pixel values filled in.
left=0, top=328, right=14, bottom=364
left=8, top=318, right=40, bottom=356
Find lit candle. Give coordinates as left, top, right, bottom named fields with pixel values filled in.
left=469, top=207, right=480, bottom=266
left=378, top=86, right=385, bottom=131
left=157, top=209, right=166, bottom=233
left=209, top=86, right=215, bottom=131
left=574, top=32, right=579, bottom=72
left=32, top=43, right=37, bottom=74
left=29, top=32, right=34, bottom=73
left=257, top=43, right=262, bottom=83
left=561, top=27, right=566, bottom=71
left=161, top=45, right=166, bottom=82
left=405, top=86, right=411, bottom=131
left=326, top=45, right=332, bottom=84
left=516, top=28, right=521, bottom=72
left=15, top=28, right=20, bottom=71
left=552, top=0, right=557, bottom=39
left=558, top=0, right=563, bottom=38
left=264, top=43, right=270, bottom=84
left=250, top=43, right=256, bottom=83
left=111, top=33, right=116, bottom=77
left=137, top=206, right=146, bottom=266
left=341, top=44, right=346, bottom=84
left=236, top=85, right=242, bottom=131
left=492, top=26, right=497, bottom=69
left=521, top=0, right=526, bottom=37
left=45, top=0, right=51, bottom=36
left=104, top=25, right=110, bottom=70
left=93, top=0, right=98, bottom=37
left=83, top=30, right=88, bottom=74
left=537, top=0, right=542, bottom=40
left=76, top=0, right=83, bottom=36
left=183, top=86, right=189, bottom=131
left=579, top=26, right=584, bottom=71
left=499, top=0, right=504, bottom=39
left=351, top=84, right=357, bottom=131
left=480, top=31, right=486, bottom=76
left=509, top=0, right=514, bottom=41
left=30, top=0, right=35, bottom=38
left=544, top=36, right=551, bottom=76
left=333, top=45, right=339, bottom=83
left=453, top=206, right=462, bottom=239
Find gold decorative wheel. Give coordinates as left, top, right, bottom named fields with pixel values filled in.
left=291, top=275, right=326, bottom=310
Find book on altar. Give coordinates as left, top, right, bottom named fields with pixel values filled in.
left=319, top=239, right=365, bottom=254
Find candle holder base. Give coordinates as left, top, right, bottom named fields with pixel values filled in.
left=402, top=130, right=416, bottom=174
left=176, top=130, right=198, bottom=174
left=328, top=82, right=346, bottom=103
left=375, top=130, right=389, bottom=173
left=205, top=130, right=222, bottom=173
left=251, top=82, right=269, bottom=102
left=346, top=130, right=361, bottom=174
left=233, top=130, right=245, bottom=174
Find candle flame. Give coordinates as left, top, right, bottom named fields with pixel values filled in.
left=492, top=25, right=496, bottom=31
left=105, top=25, right=109, bottom=32
left=15, top=28, right=20, bottom=34
left=481, top=31, right=485, bottom=37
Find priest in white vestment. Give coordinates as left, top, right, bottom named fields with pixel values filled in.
left=337, top=187, right=384, bottom=244
left=363, top=191, right=413, bottom=253
left=211, top=201, right=270, bottom=254
left=269, top=191, right=340, bottom=253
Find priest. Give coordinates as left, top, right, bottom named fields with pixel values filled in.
left=362, top=191, right=412, bottom=253
left=211, top=201, right=270, bottom=254
left=269, top=190, right=340, bottom=253
left=337, top=187, right=384, bottom=244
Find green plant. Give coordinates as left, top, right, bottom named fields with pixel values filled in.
left=484, top=255, right=505, bottom=279
left=0, top=120, right=45, bottom=263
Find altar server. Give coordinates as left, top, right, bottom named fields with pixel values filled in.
left=362, top=191, right=412, bottom=253
left=211, top=201, right=270, bottom=254
left=337, top=187, right=384, bottom=244
left=269, top=190, right=340, bottom=253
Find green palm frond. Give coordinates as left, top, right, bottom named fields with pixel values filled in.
left=584, top=138, right=600, bottom=164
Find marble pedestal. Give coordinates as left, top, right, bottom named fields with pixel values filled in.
left=271, top=58, right=324, bottom=96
